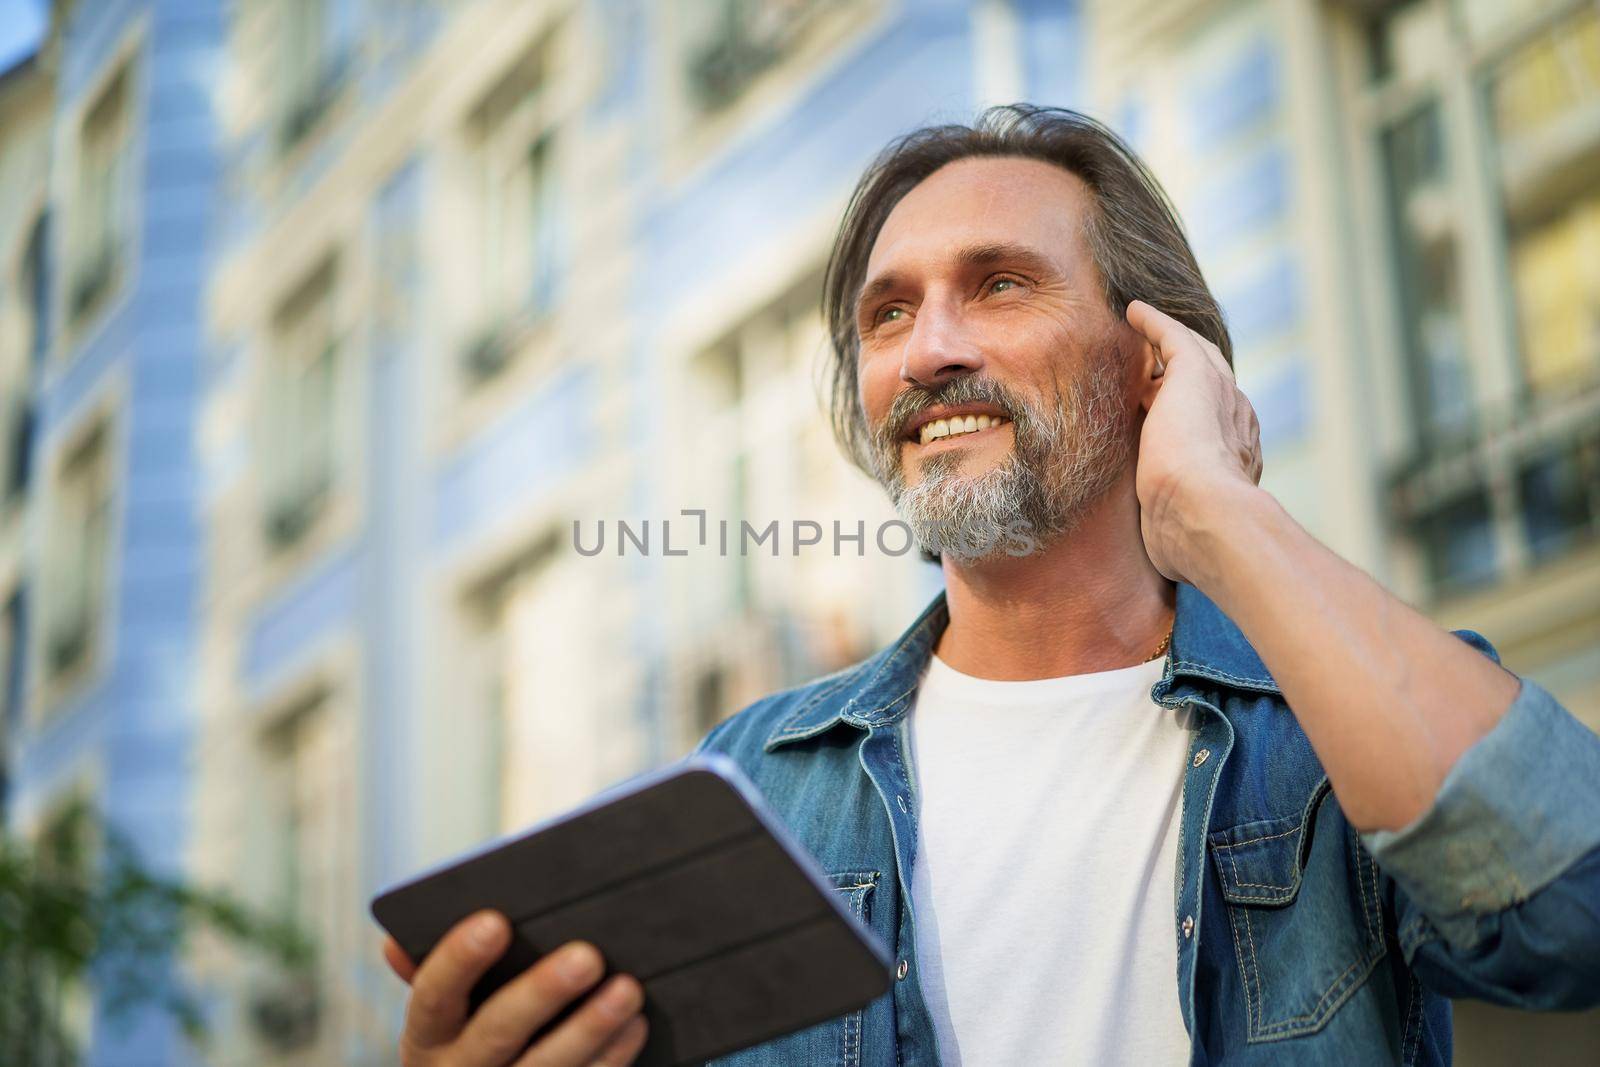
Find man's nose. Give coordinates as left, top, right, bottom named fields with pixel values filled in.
left=899, top=300, right=984, bottom=389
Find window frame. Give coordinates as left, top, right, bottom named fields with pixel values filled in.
left=241, top=659, right=356, bottom=1060
left=25, top=776, right=103, bottom=1057
left=63, top=39, right=143, bottom=344
left=452, top=25, right=572, bottom=395
left=273, top=0, right=358, bottom=157
left=258, top=254, right=346, bottom=557
left=34, top=393, right=122, bottom=719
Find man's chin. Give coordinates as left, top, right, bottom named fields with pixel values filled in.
left=902, top=512, right=1042, bottom=563
left=901, top=446, right=1010, bottom=486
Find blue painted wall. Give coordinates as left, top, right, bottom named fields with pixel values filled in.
left=9, top=1, right=223, bottom=1064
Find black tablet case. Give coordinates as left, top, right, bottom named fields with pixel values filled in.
left=371, top=762, right=893, bottom=1065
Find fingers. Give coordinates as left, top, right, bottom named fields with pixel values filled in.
left=1125, top=299, right=1176, bottom=342
left=1126, top=300, right=1196, bottom=365
left=403, top=910, right=511, bottom=1050
left=1126, top=300, right=1234, bottom=381
left=516, top=974, right=646, bottom=1067
left=1171, top=318, right=1236, bottom=386
left=1126, top=300, right=1183, bottom=374
left=591, top=1014, right=650, bottom=1066
left=384, top=936, right=418, bottom=985
left=458, top=941, right=606, bottom=1064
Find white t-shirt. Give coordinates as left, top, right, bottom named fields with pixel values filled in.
left=907, top=652, right=1195, bottom=1066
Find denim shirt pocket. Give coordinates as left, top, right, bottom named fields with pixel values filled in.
left=704, top=869, right=881, bottom=1067
left=1208, top=779, right=1388, bottom=1043
left=828, top=870, right=880, bottom=1067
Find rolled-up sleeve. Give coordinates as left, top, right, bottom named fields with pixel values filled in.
left=1357, top=632, right=1600, bottom=1009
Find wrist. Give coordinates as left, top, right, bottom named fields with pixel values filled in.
left=1164, top=477, right=1279, bottom=595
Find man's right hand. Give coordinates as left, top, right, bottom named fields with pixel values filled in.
left=382, top=910, right=649, bottom=1066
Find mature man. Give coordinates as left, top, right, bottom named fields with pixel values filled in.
left=384, top=107, right=1600, bottom=1066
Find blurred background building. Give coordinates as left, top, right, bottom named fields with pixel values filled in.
left=0, top=0, right=1595, bottom=1064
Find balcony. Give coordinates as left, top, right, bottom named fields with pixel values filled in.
left=275, top=53, right=351, bottom=155
left=46, top=611, right=91, bottom=680
left=458, top=300, right=551, bottom=388
left=262, top=476, right=330, bottom=552
left=686, top=0, right=836, bottom=114
left=1388, top=373, right=1600, bottom=599
left=67, top=244, right=117, bottom=326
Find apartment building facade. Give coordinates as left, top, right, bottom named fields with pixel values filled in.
left=0, top=0, right=224, bottom=1063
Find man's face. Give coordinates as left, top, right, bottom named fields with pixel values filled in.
left=854, top=155, right=1136, bottom=560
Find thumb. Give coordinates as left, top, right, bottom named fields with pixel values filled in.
left=382, top=936, right=418, bottom=985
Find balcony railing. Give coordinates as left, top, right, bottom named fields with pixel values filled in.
left=686, top=0, right=837, bottom=114
left=276, top=52, right=351, bottom=154
left=459, top=300, right=551, bottom=387
left=249, top=973, right=320, bottom=1052
left=68, top=243, right=117, bottom=325
left=46, top=612, right=91, bottom=680
left=263, top=475, right=330, bottom=551
left=1387, top=371, right=1600, bottom=597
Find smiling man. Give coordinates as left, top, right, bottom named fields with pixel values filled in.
left=383, top=106, right=1600, bottom=1067
left=689, top=106, right=1600, bottom=1066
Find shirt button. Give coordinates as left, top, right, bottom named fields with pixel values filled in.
left=1181, top=915, right=1195, bottom=939
left=896, top=959, right=909, bottom=980
left=1192, top=748, right=1210, bottom=767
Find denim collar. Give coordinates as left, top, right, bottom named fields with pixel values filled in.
left=764, top=582, right=1280, bottom=752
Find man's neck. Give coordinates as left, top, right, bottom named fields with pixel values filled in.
left=933, top=478, right=1176, bottom=680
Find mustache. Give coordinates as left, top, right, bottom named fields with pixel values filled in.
left=876, top=375, right=1027, bottom=445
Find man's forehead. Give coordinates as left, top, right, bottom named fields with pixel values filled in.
left=865, top=155, right=1091, bottom=275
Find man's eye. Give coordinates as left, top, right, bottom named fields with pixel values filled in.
left=989, top=277, right=1021, bottom=294
left=879, top=307, right=906, bottom=324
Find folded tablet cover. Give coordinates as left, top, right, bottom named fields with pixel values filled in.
left=371, top=758, right=893, bottom=1065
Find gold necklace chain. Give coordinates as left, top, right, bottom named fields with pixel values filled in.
left=1147, top=623, right=1174, bottom=663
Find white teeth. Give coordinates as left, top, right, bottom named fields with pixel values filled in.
left=916, top=414, right=1010, bottom=444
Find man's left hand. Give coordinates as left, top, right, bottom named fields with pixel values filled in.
left=1124, top=299, right=1263, bottom=586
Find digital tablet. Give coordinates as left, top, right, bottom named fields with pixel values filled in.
left=370, top=754, right=893, bottom=1066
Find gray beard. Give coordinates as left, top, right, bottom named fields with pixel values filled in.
left=867, top=356, right=1131, bottom=563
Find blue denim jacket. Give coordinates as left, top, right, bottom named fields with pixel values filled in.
left=692, top=582, right=1600, bottom=1065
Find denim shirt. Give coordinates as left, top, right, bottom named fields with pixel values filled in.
left=692, top=583, right=1600, bottom=1066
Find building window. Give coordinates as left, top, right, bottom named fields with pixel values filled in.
left=276, top=0, right=355, bottom=152
left=23, top=212, right=49, bottom=367
left=5, top=214, right=48, bottom=506
left=260, top=698, right=331, bottom=950
left=43, top=418, right=113, bottom=688
left=252, top=696, right=333, bottom=1053
left=2, top=399, right=35, bottom=509
left=29, top=792, right=99, bottom=1058
left=1486, top=3, right=1600, bottom=399
left=459, top=33, right=565, bottom=388
left=1362, top=0, right=1600, bottom=597
left=679, top=0, right=852, bottom=116
left=69, top=63, right=134, bottom=329
left=261, top=259, right=340, bottom=551
left=458, top=534, right=633, bottom=832
left=1381, top=103, right=1473, bottom=437
left=685, top=273, right=826, bottom=620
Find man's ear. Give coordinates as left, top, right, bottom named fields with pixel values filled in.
left=1123, top=322, right=1164, bottom=413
